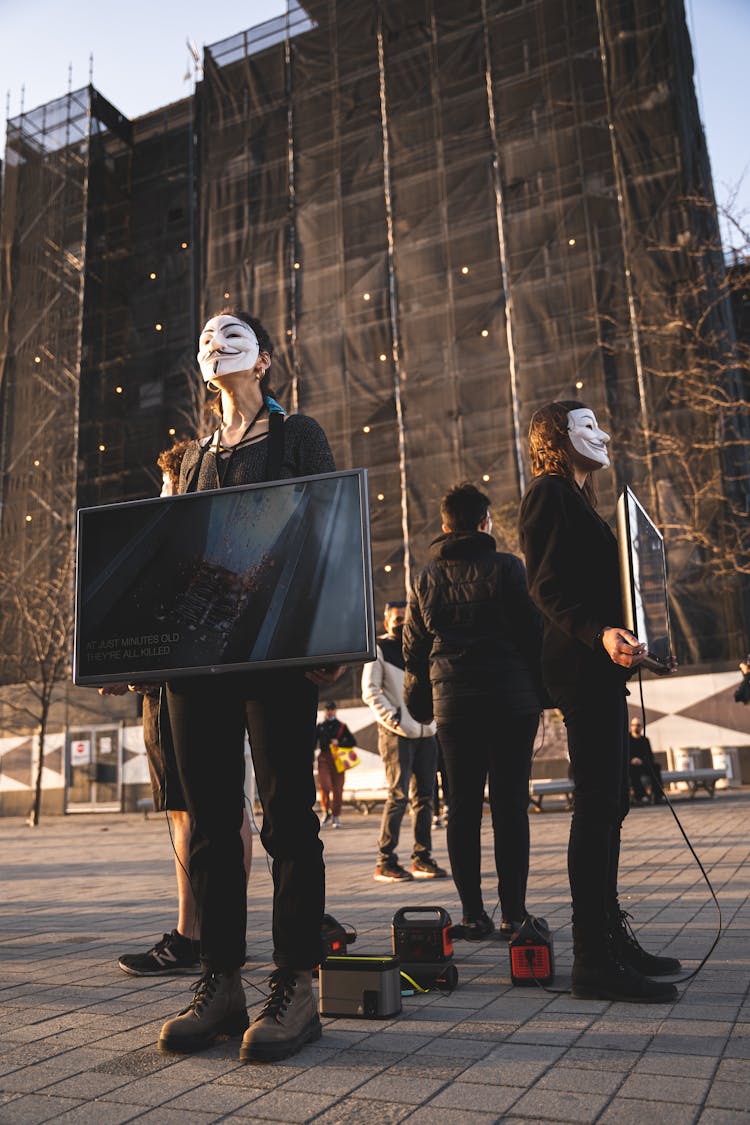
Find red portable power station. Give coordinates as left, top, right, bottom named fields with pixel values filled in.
left=321, top=913, right=357, bottom=957
left=509, top=915, right=554, bottom=986
left=392, top=906, right=454, bottom=963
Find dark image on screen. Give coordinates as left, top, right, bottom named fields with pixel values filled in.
left=75, top=470, right=374, bottom=683
left=618, top=488, right=671, bottom=665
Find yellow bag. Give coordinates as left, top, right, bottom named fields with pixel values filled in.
left=331, top=744, right=360, bottom=773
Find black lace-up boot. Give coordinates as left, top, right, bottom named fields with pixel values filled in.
left=571, top=925, right=678, bottom=1003
left=158, top=969, right=248, bottom=1053
left=240, top=969, right=321, bottom=1062
left=608, top=908, right=682, bottom=977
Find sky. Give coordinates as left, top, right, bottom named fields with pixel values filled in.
left=0, top=0, right=748, bottom=253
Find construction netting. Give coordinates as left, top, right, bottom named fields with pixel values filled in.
left=1, top=0, right=747, bottom=690
left=200, top=0, right=749, bottom=663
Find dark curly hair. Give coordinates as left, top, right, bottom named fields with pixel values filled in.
left=157, top=438, right=192, bottom=489
left=528, top=400, right=597, bottom=505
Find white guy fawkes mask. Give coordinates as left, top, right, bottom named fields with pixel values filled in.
left=567, top=407, right=611, bottom=469
left=197, top=314, right=260, bottom=385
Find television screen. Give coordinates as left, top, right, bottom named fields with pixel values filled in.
left=74, top=469, right=376, bottom=685
left=616, top=486, right=673, bottom=674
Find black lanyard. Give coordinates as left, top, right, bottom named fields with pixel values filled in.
left=210, top=403, right=266, bottom=487
left=185, top=410, right=285, bottom=493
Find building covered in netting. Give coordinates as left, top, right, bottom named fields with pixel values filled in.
left=1, top=0, right=749, bottom=810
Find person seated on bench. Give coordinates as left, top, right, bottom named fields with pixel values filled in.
left=629, top=717, right=665, bottom=805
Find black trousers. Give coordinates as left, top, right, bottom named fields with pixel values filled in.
left=438, top=707, right=539, bottom=922
left=549, top=677, right=630, bottom=933
left=166, top=670, right=324, bottom=972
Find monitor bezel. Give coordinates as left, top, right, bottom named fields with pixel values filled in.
left=73, top=467, right=376, bottom=686
left=616, top=485, right=674, bottom=675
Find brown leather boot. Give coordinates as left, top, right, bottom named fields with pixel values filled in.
left=240, top=968, right=321, bottom=1062
left=158, top=969, right=248, bottom=1053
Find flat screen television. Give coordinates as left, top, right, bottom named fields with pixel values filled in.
left=74, top=468, right=376, bottom=685
left=616, top=485, right=674, bottom=675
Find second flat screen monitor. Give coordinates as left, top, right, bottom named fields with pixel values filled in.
left=75, top=469, right=375, bottom=684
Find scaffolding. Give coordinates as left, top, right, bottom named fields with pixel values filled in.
left=199, top=0, right=748, bottom=660
left=0, top=0, right=747, bottom=682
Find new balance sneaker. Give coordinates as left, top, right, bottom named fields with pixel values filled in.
left=374, top=861, right=413, bottom=882
left=411, top=856, right=448, bottom=879
left=118, top=929, right=200, bottom=977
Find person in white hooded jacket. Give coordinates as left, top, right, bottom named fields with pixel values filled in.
left=362, top=601, right=447, bottom=882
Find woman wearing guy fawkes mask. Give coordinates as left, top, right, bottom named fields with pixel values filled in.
left=159, top=310, right=340, bottom=1062
left=519, top=402, right=681, bottom=1002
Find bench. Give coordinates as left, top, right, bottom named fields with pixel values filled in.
left=529, top=767, right=727, bottom=811
left=660, top=768, right=726, bottom=798
left=529, top=779, right=574, bottom=812
left=136, top=797, right=154, bottom=819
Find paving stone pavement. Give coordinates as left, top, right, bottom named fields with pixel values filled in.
left=1, top=788, right=749, bottom=1123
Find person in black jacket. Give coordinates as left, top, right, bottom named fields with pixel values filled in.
left=403, top=483, right=543, bottom=940
left=518, top=401, right=680, bottom=1003
left=316, top=701, right=356, bottom=828
left=158, top=309, right=342, bottom=1062
left=629, top=717, right=665, bottom=804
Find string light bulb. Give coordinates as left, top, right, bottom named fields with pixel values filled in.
left=379, top=354, right=387, bottom=362
left=155, top=323, right=163, bottom=332
left=568, top=238, right=576, bottom=246
left=363, top=292, right=371, bottom=301
left=363, top=425, right=371, bottom=434
left=168, top=427, right=176, bottom=436
left=384, top=564, right=392, bottom=573
left=481, top=329, right=489, bottom=338
left=575, top=379, right=584, bottom=390
left=25, top=514, right=32, bottom=522
left=377, top=493, right=385, bottom=501
left=461, top=265, right=469, bottom=275
left=149, top=272, right=157, bottom=280
left=115, top=386, right=123, bottom=394
left=98, top=444, right=106, bottom=452
left=482, top=473, right=491, bottom=482
left=34, top=356, right=41, bottom=364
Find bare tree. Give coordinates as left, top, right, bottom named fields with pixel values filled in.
left=606, top=190, right=750, bottom=660
left=0, top=544, right=75, bottom=826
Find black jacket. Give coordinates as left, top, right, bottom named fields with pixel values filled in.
left=629, top=733, right=656, bottom=768
left=316, top=718, right=355, bottom=753
left=518, top=473, right=627, bottom=690
left=403, top=530, right=543, bottom=723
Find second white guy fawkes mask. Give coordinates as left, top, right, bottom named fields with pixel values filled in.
left=567, top=407, right=611, bottom=469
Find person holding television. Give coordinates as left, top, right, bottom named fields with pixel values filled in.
left=158, top=309, right=340, bottom=1062
left=518, top=402, right=680, bottom=1002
